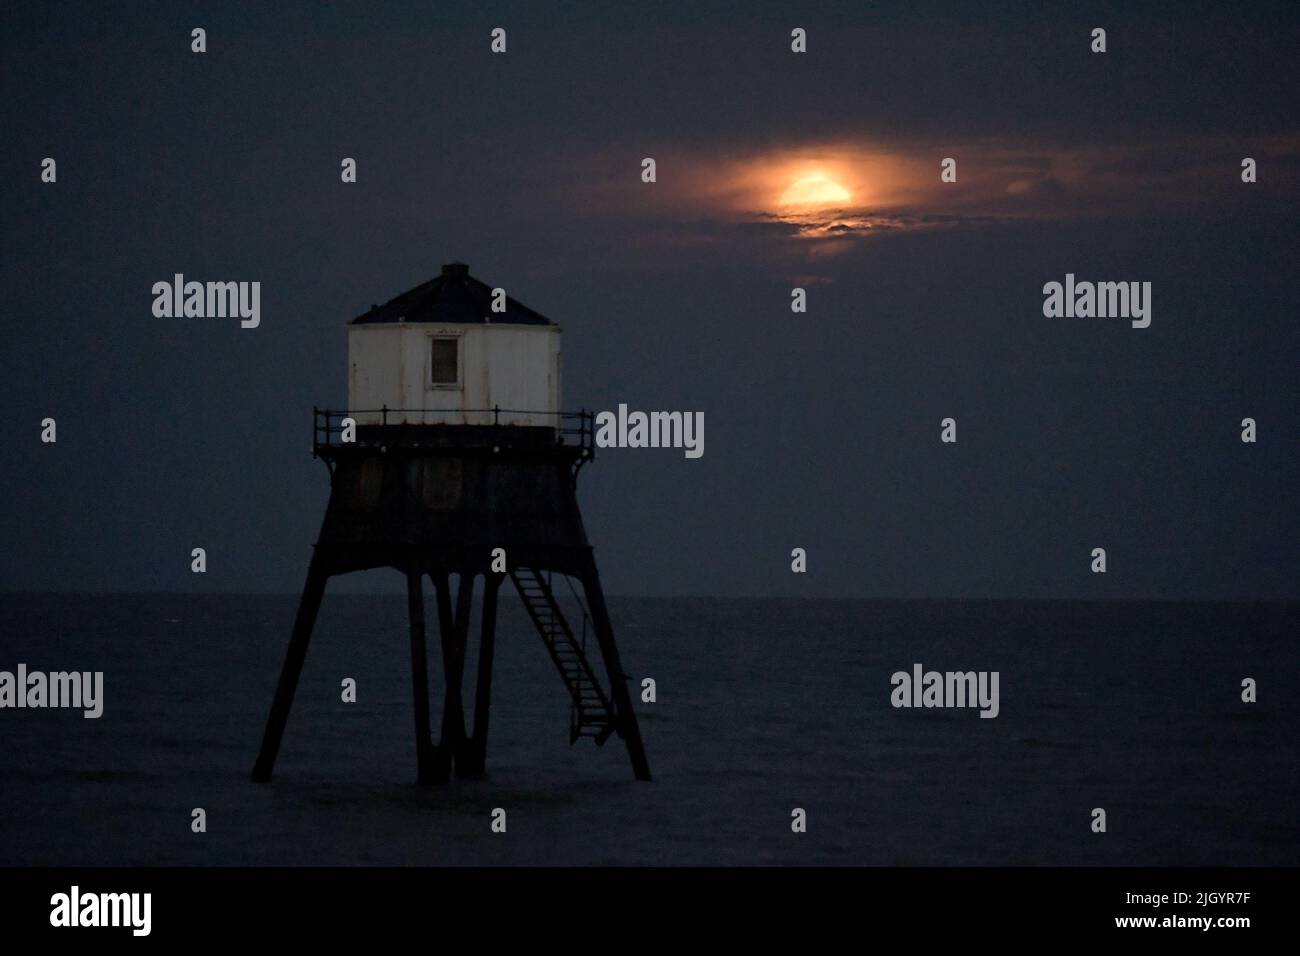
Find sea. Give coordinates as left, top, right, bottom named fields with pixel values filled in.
left=0, top=594, right=1295, bottom=866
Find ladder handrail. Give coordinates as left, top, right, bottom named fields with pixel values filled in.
left=559, top=572, right=593, bottom=651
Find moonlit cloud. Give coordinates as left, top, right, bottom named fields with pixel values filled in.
left=571, top=134, right=1300, bottom=250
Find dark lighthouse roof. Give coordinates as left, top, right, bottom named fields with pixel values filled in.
left=350, top=262, right=554, bottom=326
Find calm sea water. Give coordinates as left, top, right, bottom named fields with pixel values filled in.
left=0, top=594, right=1295, bottom=866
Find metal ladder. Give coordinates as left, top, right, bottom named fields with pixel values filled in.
left=510, top=567, right=617, bottom=744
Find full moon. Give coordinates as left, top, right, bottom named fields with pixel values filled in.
left=779, top=175, right=852, bottom=208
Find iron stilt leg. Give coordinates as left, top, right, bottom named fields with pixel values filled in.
left=461, top=574, right=501, bottom=777
left=432, top=571, right=466, bottom=781
left=407, top=570, right=436, bottom=784
left=578, top=557, right=652, bottom=781
left=252, top=555, right=329, bottom=782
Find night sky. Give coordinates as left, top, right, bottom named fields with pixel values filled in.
left=2, top=1, right=1297, bottom=597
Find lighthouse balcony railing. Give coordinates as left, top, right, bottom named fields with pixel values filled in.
left=313, top=407, right=594, bottom=456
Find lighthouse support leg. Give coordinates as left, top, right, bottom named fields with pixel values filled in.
left=431, top=572, right=468, bottom=782
left=407, top=571, right=436, bottom=784
left=251, top=554, right=329, bottom=782
left=578, top=558, right=652, bottom=782
left=452, top=572, right=477, bottom=777
left=460, top=574, right=501, bottom=777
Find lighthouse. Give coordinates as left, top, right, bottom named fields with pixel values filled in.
left=251, top=262, right=651, bottom=783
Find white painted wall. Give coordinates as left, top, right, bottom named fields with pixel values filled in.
left=347, top=322, right=561, bottom=427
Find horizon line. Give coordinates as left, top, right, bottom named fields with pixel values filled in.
left=0, top=590, right=1295, bottom=605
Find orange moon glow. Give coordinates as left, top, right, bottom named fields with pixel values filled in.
left=779, top=175, right=852, bottom=208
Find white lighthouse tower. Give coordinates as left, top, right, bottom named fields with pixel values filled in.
left=253, top=262, right=650, bottom=785
left=347, top=261, right=562, bottom=429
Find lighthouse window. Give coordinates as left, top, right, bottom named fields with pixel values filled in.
left=429, top=336, right=460, bottom=387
